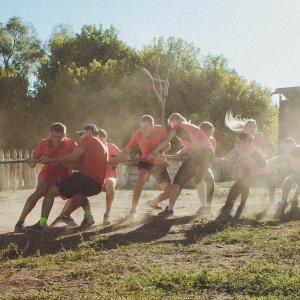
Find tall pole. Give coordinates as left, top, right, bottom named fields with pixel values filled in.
left=136, top=55, right=169, bottom=126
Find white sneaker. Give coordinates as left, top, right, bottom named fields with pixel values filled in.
left=103, top=214, right=111, bottom=225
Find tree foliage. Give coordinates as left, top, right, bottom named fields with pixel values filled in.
left=0, top=17, right=44, bottom=149
left=0, top=17, right=278, bottom=156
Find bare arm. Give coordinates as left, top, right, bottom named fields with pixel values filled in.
left=108, top=151, right=128, bottom=163
left=267, top=153, right=289, bottom=168
left=222, top=145, right=238, bottom=160
left=39, top=147, right=84, bottom=165
left=176, top=145, right=190, bottom=157
left=147, top=131, right=176, bottom=160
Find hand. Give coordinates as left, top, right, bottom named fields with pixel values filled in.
left=27, top=158, right=37, bottom=169
left=39, top=156, right=51, bottom=165
left=147, top=152, right=156, bottom=160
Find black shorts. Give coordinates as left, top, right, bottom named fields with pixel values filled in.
left=173, top=147, right=215, bottom=187
left=138, top=161, right=171, bottom=184
left=56, top=172, right=103, bottom=199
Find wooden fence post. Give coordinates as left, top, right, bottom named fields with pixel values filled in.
left=0, top=150, right=4, bottom=191
left=23, top=151, right=30, bottom=189
left=11, top=150, right=17, bottom=191
left=29, top=150, right=36, bottom=189
left=5, top=151, right=10, bottom=190
left=18, top=150, right=23, bottom=188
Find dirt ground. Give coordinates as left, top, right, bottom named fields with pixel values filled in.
left=1, top=185, right=300, bottom=299
left=0, top=184, right=282, bottom=257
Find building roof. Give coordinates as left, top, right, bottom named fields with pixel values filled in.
left=272, top=86, right=300, bottom=101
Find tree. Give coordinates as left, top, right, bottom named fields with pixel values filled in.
left=0, top=16, right=43, bottom=76
left=0, top=17, right=44, bottom=150
left=135, top=37, right=278, bottom=155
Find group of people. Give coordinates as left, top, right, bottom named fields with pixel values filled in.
left=13, top=112, right=300, bottom=233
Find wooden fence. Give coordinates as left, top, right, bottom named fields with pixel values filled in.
left=0, top=150, right=241, bottom=191
left=0, top=150, right=43, bottom=191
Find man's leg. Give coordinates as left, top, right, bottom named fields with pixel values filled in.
left=103, top=178, right=117, bottom=224
left=104, top=178, right=117, bottom=215
left=62, top=194, right=89, bottom=216
left=26, top=184, right=61, bottom=232
left=266, top=171, right=277, bottom=206
left=14, top=179, right=49, bottom=232
left=159, top=156, right=197, bottom=215
left=205, top=169, right=215, bottom=209
left=129, top=168, right=149, bottom=214
left=274, top=175, right=295, bottom=219
left=196, top=181, right=206, bottom=209
left=280, top=175, right=295, bottom=205
left=219, top=175, right=249, bottom=217
left=169, top=184, right=182, bottom=207
left=290, top=184, right=300, bottom=202
left=147, top=182, right=172, bottom=210
left=61, top=194, right=94, bottom=226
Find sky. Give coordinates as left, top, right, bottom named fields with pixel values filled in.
left=1, top=0, right=300, bottom=104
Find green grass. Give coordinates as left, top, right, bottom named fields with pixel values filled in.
left=1, top=224, right=300, bottom=299
left=1, top=185, right=300, bottom=299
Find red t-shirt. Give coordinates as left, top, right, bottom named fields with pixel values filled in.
left=78, top=136, right=108, bottom=185
left=236, top=145, right=268, bottom=174
left=33, top=137, right=77, bottom=185
left=171, top=123, right=213, bottom=151
left=126, top=125, right=168, bottom=165
left=252, top=132, right=266, bottom=155
left=105, top=143, right=120, bottom=179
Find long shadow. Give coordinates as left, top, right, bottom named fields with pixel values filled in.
left=94, top=215, right=196, bottom=249
left=0, top=213, right=195, bottom=257
left=1, top=204, right=299, bottom=259
left=184, top=203, right=300, bottom=246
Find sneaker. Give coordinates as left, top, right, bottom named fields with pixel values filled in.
left=206, top=206, right=212, bottom=215
left=274, top=202, right=287, bottom=219
left=195, top=207, right=207, bottom=216
left=127, top=209, right=137, bottom=219
left=51, top=214, right=77, bottom=227
left=81, top=215, right=95, bottom=227
left=146, top=200, right=163, bottom=210
left=157, top=206, right=173, bottom=217
left=25, top=221, right=48, bottom=232
left=14, top=221, right=25, bottom=233
left=103, top=214, right=111, bottom=225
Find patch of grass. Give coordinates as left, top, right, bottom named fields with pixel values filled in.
left=207, top=223, right=266, bottom=244
left=1, top=184, right=300, bottom=299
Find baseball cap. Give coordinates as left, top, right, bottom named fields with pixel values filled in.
left=77, top=124, right=98, bottom=135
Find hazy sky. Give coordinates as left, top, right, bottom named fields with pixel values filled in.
left=1, top=0, right=300, bottom=103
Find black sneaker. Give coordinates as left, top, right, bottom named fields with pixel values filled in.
left=14, top=221, right=25, bottom=233
left=157, top=206, right=173, bottom=217
left=50, top=214, right=77, bottom=227
left=25, top=221, right=48, bottom=232
left=81, top=215, right=95, bottom=227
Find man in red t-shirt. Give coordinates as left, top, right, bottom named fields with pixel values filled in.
left=14, top=123, right=77, bottom=233
left=26, top=124, right=108, bottom=232
left=122, top=115, right=172, bottom=217
left=98, top=129, right=127, bottom=224
left=55, top=128, right=127, bottom=226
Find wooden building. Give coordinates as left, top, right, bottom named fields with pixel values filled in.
left=272, top=86, right=300, bottom=144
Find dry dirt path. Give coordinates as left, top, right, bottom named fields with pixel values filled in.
left=0, top=185, right=282, bottom=258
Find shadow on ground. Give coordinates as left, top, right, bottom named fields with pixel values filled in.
left=1, top=203, right=299, bottom=259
